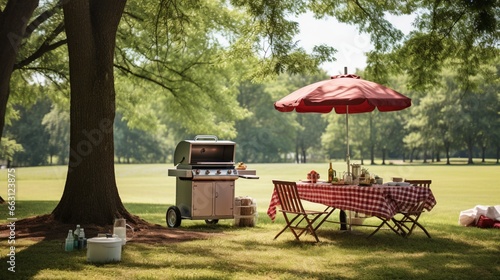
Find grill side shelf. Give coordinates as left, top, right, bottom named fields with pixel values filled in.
left=236, top=169, right=259, bottom=179
left=168, top=169, right=193, bottom=178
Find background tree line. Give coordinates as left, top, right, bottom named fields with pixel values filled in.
left=2, top=1, right=498, bottom=169
left=3, top=62, right=499, bottom=166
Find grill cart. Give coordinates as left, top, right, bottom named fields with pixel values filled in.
left=167, top=135, right=257, bottom=227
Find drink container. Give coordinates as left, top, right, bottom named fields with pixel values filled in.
left=65, top=230, right=74, bottom=251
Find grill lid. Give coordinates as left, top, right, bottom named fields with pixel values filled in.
left=173, top=135, right=236, bottom=166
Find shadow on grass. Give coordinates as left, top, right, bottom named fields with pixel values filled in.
left=314, top=225, right=500, bottom=279
left=1, top=222, right=499, bottom=279
left=2, top=205, right=499, bottom=279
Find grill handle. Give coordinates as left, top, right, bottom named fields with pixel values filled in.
left=194, top=135, right=218, bottom=142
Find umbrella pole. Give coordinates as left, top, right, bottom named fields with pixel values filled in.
left=340, top=104, right=350, bottom=231
left=344, top=66, right=350, bottom=175
left=346, top=105, right=350, bottom=174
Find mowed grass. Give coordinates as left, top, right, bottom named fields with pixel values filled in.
left=0, top=162, right=499, bottom=279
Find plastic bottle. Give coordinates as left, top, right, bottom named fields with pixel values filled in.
left=74, top=225, right=81, bottom=249
left=65, top=230, right=74, bottom=251
left=79, top=228, right=87, bottom=249
left=328, top=162, right=334, bottom=183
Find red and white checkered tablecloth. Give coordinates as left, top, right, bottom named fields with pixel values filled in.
left=267, top=182, right=437, bottom=221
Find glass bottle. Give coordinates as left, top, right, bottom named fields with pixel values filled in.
left=328, top=162, right=334, bottom=183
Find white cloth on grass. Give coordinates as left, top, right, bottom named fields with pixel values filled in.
left=458, top=205, right=500, bottom=226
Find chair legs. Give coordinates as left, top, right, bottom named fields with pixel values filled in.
left=274, top=214, right=306, bottom=241
left=393, top=214, right=431, bottom=238
left=367, top=217, right=404, bottom=238
left=367, top=214, right=431, bottom=238
left=274, top=211, right=329, bottom=242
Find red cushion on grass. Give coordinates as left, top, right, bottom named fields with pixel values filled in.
left=477, top=215, right=495, bottom=228
left=493, top=222, right=500, bottom=229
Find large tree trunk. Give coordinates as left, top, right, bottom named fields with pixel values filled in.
left=0, top=0, right=39, bottom=137
left=466, top=140, right=474, bottom=164
left=370, top=144, right=375, bottom=164
left=497, top=146, right=499, bottom=164
left=445, top=144, right=451, bottom=165
left=481, top=145, right=486, bottom=163
left=52, top=0, right=130, bottom=225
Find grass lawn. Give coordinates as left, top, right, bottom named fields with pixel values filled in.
left=0, top=162, right=499, bottom=279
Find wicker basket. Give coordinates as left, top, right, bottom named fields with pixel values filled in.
left=234, top=196, right=258, bottom=227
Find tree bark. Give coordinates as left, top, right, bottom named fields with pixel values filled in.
left=52, top=0, right=130, bottom=225
left=0, top=0, right=39, bottom=137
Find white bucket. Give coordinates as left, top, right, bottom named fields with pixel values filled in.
left=86, top=236, right=122, bottom=263
left=347, top=211, right=368, bottom=226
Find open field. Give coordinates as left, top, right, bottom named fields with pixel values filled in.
left=0, top=162, right=499, bottom=279
left=3, top=161, right=498, bottom=222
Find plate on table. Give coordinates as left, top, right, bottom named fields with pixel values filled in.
left=386, top=182, right=411, bottom=186
left=358, top=183, right=372, bottom=187
left=301, top=180, right=326, bottom=183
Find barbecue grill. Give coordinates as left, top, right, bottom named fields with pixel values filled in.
left=167, top=135, right=257, bottom=227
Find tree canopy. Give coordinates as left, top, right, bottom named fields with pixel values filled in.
left=0, top=0, right=498, bottom=225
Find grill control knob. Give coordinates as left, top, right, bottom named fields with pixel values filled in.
left=205, top=170, right=210, bottom=175
left=195, top=169, right=200, bottom=175
left=227, top=170, right=232, bottom=174
left=216, top=170, right=221, bottom=175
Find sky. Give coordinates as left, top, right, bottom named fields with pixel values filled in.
left=294, top=13, right=416, bottom=75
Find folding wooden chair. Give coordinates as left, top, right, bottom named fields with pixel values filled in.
left=272, top=180, right=330, bottom=242
left=393, top=180, right=433, bottom=238
left=367, top=217, right=405, bottom=238
left=404, top=179, right=432, bottom=188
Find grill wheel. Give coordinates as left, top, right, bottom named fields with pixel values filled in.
left=166, top=206, right=182, bottom=228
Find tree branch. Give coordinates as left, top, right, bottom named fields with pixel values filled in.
left=353, top=0, right=399, bottom=41
left=15, top=38, right=67, bottom=69
left=114, top=63, right=175, bottom=94
left=21, top=66, right=69, bottom=81
left=24, top=0, right=63, bottom=39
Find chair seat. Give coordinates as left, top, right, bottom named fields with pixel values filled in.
left=281, top=209, right=328, bottom=215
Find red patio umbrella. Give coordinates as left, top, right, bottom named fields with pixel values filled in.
left=274, top=73, right=411, bottom=173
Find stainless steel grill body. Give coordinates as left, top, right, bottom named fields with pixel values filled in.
left=167, top=135, right=239, bottom=227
